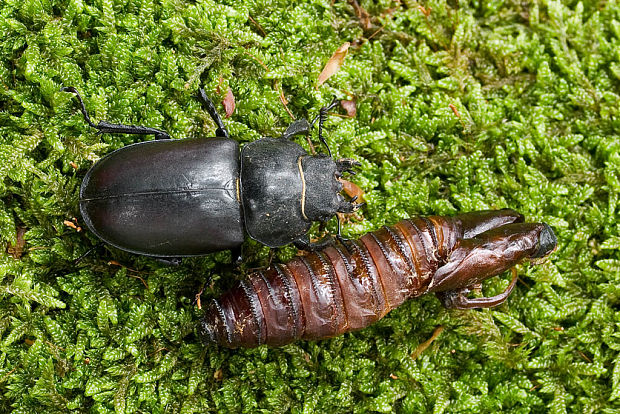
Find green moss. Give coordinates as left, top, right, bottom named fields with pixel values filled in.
left=1, top=0, right=620, bottom=412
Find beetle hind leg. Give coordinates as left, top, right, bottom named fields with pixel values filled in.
left=197, top=89, right=229, bottom=139
left=61, top=87, right=172, bottom=140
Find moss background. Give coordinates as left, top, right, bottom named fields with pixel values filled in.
left=1, top=0, right=620, bottom=412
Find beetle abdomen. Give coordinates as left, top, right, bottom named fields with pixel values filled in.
left=80, top=138, right=244, bottom=256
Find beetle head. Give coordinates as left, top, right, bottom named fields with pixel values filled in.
left=301, top=155, right=363, bottom=221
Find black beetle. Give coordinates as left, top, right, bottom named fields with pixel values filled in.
left=62, top=87, right=362, bottom=260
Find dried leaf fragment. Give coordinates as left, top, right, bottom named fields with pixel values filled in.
left=64, top=219, right=82, bottom=232
left=340, top=99, right=357, bottom=118
left=411, top=325, right=444, bottom=360
left=418, top=5, right=431, bottom=17
left=317, top=42, right=350, bottom=87
left=223, top=89, right=235, bottom=118
left=7, top=227, right=26, bottom=259
left=339, top=179, right=364, bottom=203
left=348, top=0, right=372, bottom=30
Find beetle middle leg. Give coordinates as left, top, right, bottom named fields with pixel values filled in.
left=293, top=234, right=335, bottom=251
left=61, top=87, right=172, bottom=140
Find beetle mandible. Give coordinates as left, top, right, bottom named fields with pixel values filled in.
left=62, top=87, right=362, bottom=260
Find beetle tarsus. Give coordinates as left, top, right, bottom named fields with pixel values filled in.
left=62, top=87, right=172, bottom=140
left=197, top=89, right=230, bottom=139
left=61, top=86, right=98, bottom=128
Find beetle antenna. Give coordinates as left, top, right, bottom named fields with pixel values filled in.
left=310, top=97, right=339, bottom=157
left=336, top=158, right=361, bottom=175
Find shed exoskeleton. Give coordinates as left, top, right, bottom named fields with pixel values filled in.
left=199, top=209, right=557, bottom=348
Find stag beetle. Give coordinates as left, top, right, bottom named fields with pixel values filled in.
left=62, top=87, right=362, bottom=260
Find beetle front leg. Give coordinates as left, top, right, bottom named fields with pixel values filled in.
left=436, top=269, right=518, bottom=309
left=282, top=119, right=311, bottom=140
left=62, top=87, right=172, bottom=140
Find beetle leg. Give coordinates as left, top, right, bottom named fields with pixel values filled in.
left=197, top=89, right=230, bottom=139
left=74, top=242, right=105, bottom=265
left=282, top=119, right=311, bottom=140
left=61, top=87, right=172, bottom=140
left=293, top=234, right=335, bottom=251
left=230, top=247, right=243, bottom=266
left=436, top=269, right=518, bottom=309
left=154, top=257, right=183, bottom=266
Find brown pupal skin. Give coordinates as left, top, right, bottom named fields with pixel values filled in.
left=199, top=209, right=557, bottom=348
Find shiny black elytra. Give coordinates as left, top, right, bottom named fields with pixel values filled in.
left=63, top=87, right=361, bottom=259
